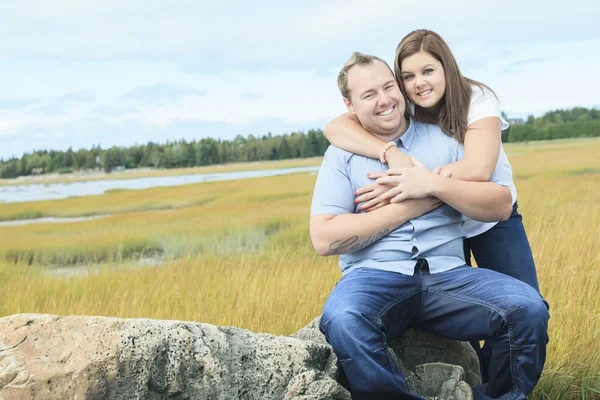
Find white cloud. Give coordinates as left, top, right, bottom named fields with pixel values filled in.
left=462, top=37, right=600, bottom=113
left=1, top=1, right=597, bottom=63
left=0, top=0, right=598, bottom=158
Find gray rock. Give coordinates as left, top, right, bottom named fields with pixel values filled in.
left=0, top=314, right=478, bottom=399
left=293, top=317, right=478, bottom=399
left=413, top=363, right=474, bottom=400
left=390, top=328, right=481, bottom=388
left=0, top=314, right=350, bottom=400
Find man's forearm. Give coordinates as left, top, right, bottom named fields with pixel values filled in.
left=310, top=205, right=403, bottom=256
left=431, top=177, right=512, bottom=222
left=310, top=198, right=440, bottom=256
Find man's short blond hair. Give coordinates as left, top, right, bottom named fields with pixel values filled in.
left=337, top=52, right=394, bottom=100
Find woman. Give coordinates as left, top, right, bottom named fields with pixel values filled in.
left=325, top=29, right=540, bottom=292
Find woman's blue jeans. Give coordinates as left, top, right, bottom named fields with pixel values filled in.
left=319, top=262, right=549, bottom=400
left=464, top=202, right=539, bottom=291
left=464, top=201, right=542, bottom=383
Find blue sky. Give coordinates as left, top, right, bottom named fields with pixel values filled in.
left=1, top=0, right=599, bottom=159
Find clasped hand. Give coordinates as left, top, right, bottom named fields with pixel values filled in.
left=355, top=157, right=451, bottom=211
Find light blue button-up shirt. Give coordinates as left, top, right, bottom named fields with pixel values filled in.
left=310, top=119, right=513, bottom=276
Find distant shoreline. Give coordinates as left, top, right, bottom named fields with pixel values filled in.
left=0, top=157, right=323, bottom=187
left=2, top=137, right=599, bottom=187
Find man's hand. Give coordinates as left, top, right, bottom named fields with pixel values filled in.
left=354, top=172, right=396, bottom=211
left=377, top=157, right=451, bottom=203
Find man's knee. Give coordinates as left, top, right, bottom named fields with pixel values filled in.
left=322, top=306, right=366, bottom=331
left=321, top=306, right=380, bottom=342
left=520, top=297, right=549, bottom=327
left=510, top=297, right=550, bottom=343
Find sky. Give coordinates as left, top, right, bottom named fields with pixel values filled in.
left=1, top=0, right=599, bottom=159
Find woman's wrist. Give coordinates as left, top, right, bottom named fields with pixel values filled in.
left=379, top=141, right=397, bottom=163
left=385, top=147, right=413, bottom=168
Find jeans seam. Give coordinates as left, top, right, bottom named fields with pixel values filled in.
left=375, top=291, right=422, bottom=379
left=384, top=347, right=402, bottom=379
left=367, top=318, right=402, bottom=379
left=427, top=289, right=521, bottom=396
left=428, top=288, right=514, bottom=316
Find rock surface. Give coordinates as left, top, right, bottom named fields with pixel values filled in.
left=0, top=314, right=479, bottom=399
left=293, top=317, right=479, bottom=400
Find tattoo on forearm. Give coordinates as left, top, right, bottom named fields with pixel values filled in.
left=328, top=229, right=390, bottom=254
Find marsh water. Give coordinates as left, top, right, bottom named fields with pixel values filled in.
left=0, top=166, right=320, bottom=227
left=0, top=215, right=107, bottom=227
left=0, top=166, right=319, bottom=204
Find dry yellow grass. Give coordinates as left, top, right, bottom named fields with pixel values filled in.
left=0, top=138, right=598, bottom=398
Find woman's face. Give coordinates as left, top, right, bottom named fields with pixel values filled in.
left=400, top=51, right=446, bottom=112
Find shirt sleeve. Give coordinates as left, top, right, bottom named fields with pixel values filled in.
left=467, top=87, right=510, bottom=131
left=310, top=147, right=356, bottom=217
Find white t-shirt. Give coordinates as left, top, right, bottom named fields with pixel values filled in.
left=410, top=86, right=516, bottom=238
left=467, top=86, right=510, bottom=130
left=463, top=87, right=516, bottom=238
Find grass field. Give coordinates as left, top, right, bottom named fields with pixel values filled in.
left=1, top=138, right=599, bottom=398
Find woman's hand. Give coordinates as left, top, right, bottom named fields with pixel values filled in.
left=377, top=157, right=451, bottom=203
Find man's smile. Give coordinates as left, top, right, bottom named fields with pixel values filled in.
left=377, top=105, right=395, bottom=117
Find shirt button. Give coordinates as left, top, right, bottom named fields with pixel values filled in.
left=412, top=238, right=417, bottom=243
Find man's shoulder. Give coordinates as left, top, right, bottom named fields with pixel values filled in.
left=322, top=145, right=383, bottom=179
left=324, top=144, right=351, bottom=157
left=324, top=144, right=361, bottom=164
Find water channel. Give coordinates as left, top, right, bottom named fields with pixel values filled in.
left=0, top=166, right=320, bottom=204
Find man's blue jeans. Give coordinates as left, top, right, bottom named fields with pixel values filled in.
left=319, top=261, right=549, bottom=400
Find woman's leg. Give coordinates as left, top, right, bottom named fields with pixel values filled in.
left=466, top=201, right=540, bottom=291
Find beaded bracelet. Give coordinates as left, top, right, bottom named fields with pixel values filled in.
left=379, top=141, right=397, bottom=164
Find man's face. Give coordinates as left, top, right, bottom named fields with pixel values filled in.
left=344, top=61, right=406, bottom=139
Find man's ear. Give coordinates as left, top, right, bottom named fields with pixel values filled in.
left=343, top=97, right=354, bottom=112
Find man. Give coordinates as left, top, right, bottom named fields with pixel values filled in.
left=310, top=53, right=549, bottom=400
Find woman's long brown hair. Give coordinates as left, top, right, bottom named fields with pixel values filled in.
left=394, top=29, right=494, bottom=143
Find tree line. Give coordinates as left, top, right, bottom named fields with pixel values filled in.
left=0, top=130, right=329, bottom=179
left=1, top=107, right=598, bottom=180
left=503, top=107, right=600, bottom=142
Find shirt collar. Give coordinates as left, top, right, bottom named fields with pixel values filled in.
left=395, top=118, right=415, bottom=150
